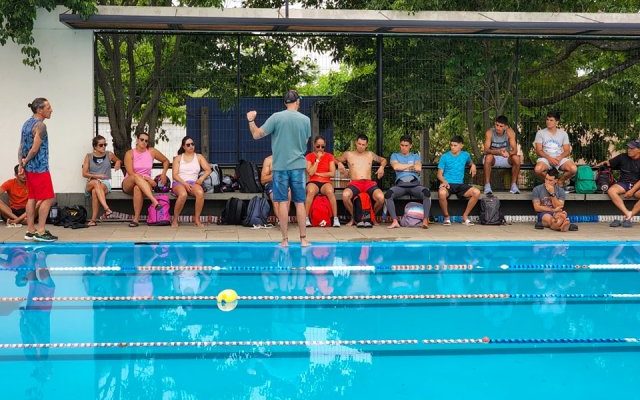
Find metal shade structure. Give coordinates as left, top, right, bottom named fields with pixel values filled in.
left=60, top=7, right=640, bottom=37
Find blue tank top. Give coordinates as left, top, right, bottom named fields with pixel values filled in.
left=20, top=117, right=49, bottom=173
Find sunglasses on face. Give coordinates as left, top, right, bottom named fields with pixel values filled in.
left=315, top=144, right=325, bottom=149
left=96, top=143, right=106, bottom=148
left=185, top=142, right=195, bottom=147
left=139, top=138, right=149, bottom=143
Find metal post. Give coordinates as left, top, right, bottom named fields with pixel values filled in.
left=93, top=33, right=99, bottom=138
left=285, top=0, right=289, bottom=18
left=514, top=39, right=520, bottom=137
left=376, top=35, right=383, bottom=156
left=236, top=36, right=241, bottom=162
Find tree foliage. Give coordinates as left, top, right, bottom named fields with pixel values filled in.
left=0, top=0, right=96, bottom=69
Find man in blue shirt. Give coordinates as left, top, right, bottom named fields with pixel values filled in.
left=437, top=135, right=480, bottom=226
left=386, top=136, right=431, bottom=229
left=247, top=90, right=311, bottom=247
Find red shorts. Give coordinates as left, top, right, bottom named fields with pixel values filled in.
left=25, top=171, right=55, bottom=200
left=347, top=179, right=379, bottom=197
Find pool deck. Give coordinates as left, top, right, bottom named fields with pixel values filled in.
left=0, top=221, right=637, bottom=243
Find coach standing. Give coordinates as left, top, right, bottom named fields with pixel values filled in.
left=247, top=90, right=311, bottom=247
left=19, top=98, right=57, bottom=242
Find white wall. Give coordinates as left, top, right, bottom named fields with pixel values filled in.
left=0, top=7, right=93, bottom=193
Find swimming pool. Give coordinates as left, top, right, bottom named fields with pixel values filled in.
left=1, top=241, right=639, bottom=399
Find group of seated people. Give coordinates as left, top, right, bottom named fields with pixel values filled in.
left=3, top=112, right=639, bottom=232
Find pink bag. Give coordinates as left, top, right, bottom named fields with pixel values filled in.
left=147, top=194, right=171, bottom=226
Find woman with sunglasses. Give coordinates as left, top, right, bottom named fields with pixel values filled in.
left=305, top=135, right=340, bottom=227
left=122, top=132, right=170, bottom=227
left=82, top=135, right=121, bottom=226
left=171, top=136, right=212, bottom=227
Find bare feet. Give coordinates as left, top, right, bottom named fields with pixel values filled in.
left=280, top=237, right=289, bottom=247
left=346, top=219, right=355, bottom=227
left=422, top=219, right=429, bottom=229
left=194, top=221, right=204, bottom=227
left=171, top=217, right=179, bottom=228
left=300, top=235, right=310, bottom=247
left=387, top=220, right=401, bottom=229
left=559, top=219, right=570, bottom=232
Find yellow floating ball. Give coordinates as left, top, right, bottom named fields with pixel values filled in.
left=217, top=289, right=238, bottom=312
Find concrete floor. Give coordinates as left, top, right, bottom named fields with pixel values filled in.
left=0, top=220, right=638, bottom=243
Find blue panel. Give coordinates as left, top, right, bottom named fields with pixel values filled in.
left=187, top=97, right=334, bottom=165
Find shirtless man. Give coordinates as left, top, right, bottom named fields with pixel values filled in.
left=335, top=134, right=387, bottom=226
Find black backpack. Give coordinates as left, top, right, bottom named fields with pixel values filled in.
left=56, top=205, right=88, bottom=228
left=479, top=194, right=505, bottom=225
left=596, top=166, right=615, bottom=193
left=220, top=197, right=248, bottom=225
left=242, top=196, right=271, bottom=227
left=237, top=160, right=263, bottom=193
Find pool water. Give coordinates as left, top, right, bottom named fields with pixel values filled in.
left=1, top=241, right=639, bottom=400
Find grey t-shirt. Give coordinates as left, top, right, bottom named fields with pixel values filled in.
left=534, top=128, right=570, bottom=157
left=532, top=183, right=566, bottom=208
left=261, top=110, right=311, bottom=171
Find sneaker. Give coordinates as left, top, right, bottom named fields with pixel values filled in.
left=622, top=219, right=633, bottom=228
left=484, top=184, right=492, bottom=195
left=305, top=217, right=311, bottom=227
left=534, top=222, right=544, bottom=230
left=33, top=231, right=58, bottom=242
left=332, top=217, right=341, bottom=227
left=609, top=220, right=622, bottom=228
left=24, top=231, right=35, bottom=240
left=356, top=221, right=366, bottom=228
left=363, top=221, right=373, bottom=228
left=510, top=185, right=520, bottom=194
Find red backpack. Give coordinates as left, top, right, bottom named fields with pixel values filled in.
left=310, top=195, right=332, bottom=227
left=354, top=192, right=375, bottom=223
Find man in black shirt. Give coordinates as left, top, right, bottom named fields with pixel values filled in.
left=598, top=140, right=640, bottom=227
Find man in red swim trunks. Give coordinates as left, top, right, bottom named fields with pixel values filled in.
left=335, top=134, right=387, bottom=226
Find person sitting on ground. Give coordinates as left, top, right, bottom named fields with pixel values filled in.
left=335, top=134, right=387, bottom=226
left=122, top=132, right=170, bottom=227
left=532, top=169, right=577, bottom=232
left=386, top=135, right=431, bottom=229
left=261, top=155, right=290, bottom=224
left=437, top=135, right=480, bottom=226
left=305, top=135, right=340, bottom=228
left=171, top=136, right=212, bottom=228
left=597, top=139, right=640, bottom=228
left=483, top=115, right=521, bottom=194
left=533, top=111, right=577, bottom=189
left=0, top=165, right=36, bottom=226
left=82, top=135, right=121, bottom=226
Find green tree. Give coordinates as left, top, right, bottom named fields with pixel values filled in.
left=0, top=0, right=96, bottom=69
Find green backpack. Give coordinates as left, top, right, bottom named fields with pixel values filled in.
left=575, top=165, right=596, bottom=194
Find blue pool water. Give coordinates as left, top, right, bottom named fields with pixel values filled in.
left=1, top=241, right=640, bottom=399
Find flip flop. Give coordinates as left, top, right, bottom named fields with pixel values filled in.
left=462, top=219, right=475, bottom=226
left=128, top=221, right=140, bottom=228
left=442, top=219, right=452, bottom=226
left=87, top=221, right=97, bottom=227
left=6, top=223, right=23, bottom=228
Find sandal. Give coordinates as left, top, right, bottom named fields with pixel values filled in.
left=462, top=219, right=475, bottom=226
left=128, top=221, right=140, bottom=228
left=6, top=222, right=23, bottom=228
left=103, top=209, right=113, bottom=218
left=442, top=219, right=452, bottom=226
left=87, top=220, right=97, bottom=227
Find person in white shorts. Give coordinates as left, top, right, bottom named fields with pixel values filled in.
left=483, top=115, right=521, bottom=194
left=533, top=111, right=577, bottom=188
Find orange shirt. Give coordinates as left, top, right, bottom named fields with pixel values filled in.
left=306, top=152, right=335, bottom=183
left=1, top=178, right=28, bottom=209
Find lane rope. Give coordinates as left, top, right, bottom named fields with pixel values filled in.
left=1, top=292, right=637, bottom=303
left=1, top=336, right=638, bottom=350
